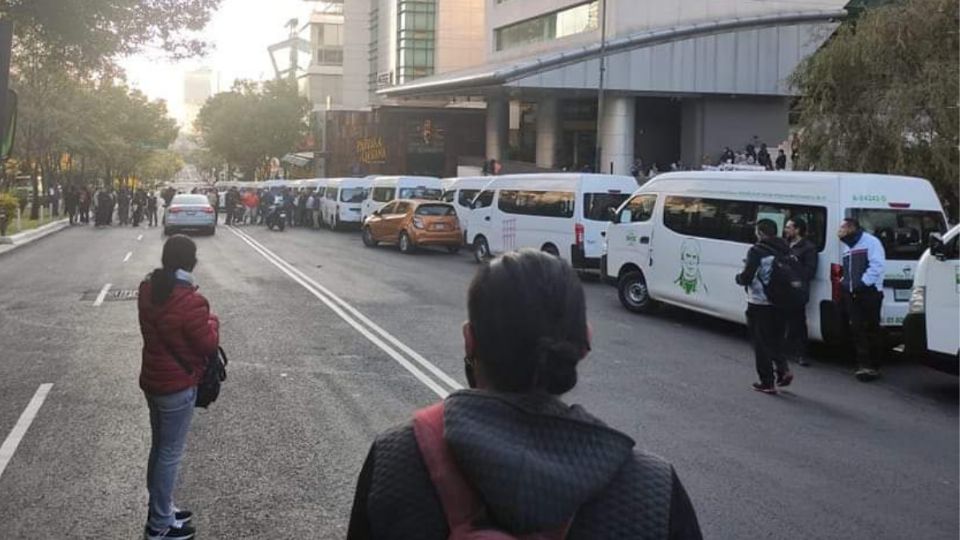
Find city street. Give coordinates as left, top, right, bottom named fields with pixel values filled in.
left=0, top=223, right=956, bottom=539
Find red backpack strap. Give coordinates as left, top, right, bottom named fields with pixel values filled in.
left=413, top=402, right=487, bottom=535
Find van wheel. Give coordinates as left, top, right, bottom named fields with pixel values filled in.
left=618, top=271, right=656, bottom=313
left=399, top=232, right=415, bottom=254
left=473, top=236, right=490, bottom=263
left=362, top=227, right=377, bottom=247
left=542, top=244, right=560, bottom=257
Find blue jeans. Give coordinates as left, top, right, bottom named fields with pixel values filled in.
left=145, top=387, right=196, bottom=530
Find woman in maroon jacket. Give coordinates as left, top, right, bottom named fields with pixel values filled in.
left=138, top=235, right=219, bottom=540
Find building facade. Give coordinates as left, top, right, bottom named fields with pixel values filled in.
left=380, top=0, right=851, bottom=175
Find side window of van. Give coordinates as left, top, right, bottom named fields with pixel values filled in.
left=458, top=189, right=480, bottom=207
left=663, top=196, right=755, bottom=244
left=441, top=190, right=455, bottom=203
left=756, top=204, right=828, bottom=251
left=326, top=188, right=337, bottom=200
left=498, top=190, right=575, bottom=218
left=373, top=187, right=395, bottom=202
left=621, top=194, right=657, bottom=222
left=474, top=190, right=494, bottom=209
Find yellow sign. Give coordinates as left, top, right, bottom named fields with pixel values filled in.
left=356, top=136, right=387, bottom=164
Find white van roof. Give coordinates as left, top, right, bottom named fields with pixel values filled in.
left=371, top=175, right=440, bottom=186
left=444, top=176, right=497, bottom=191
left=481, top=173, right=638, bottom=192
left=327, top=177, right=374, bottom=187
left=641, top=171, right=943, bottom=210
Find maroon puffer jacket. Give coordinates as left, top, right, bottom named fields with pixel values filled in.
left=138, top=279, right=220, bottom=396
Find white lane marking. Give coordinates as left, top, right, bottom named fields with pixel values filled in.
left=93, top=283, right=112, bottom=307
left=137, top=234, right=143, bottom=241
left=0, top=384, right=53, bottom=480
left=228, top=226, right=462, bottom=398
left=234, top=227, right=462, bottom=390
left=122, top=251, right=132, bottom=263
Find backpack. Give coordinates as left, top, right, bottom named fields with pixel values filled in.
left=762, top=248, right=807, bottom=308
left=412, top=403, right=570, bottom=540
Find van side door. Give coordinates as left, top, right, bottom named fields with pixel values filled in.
left=608, top=193, right=657, bottom=280
left=927, top=233, right=960, bottom=355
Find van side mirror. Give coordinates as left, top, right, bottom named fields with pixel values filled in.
left=929, top=232, right=945, bottom=260
left=372, top=209, right=381, bottom=217
left=619, top=209, right=633, bottom=224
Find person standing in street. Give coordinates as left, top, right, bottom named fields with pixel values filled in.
left=736, top=219, right=793, bottom=394
left=775, top=149, right=787, bottom=170
left=348, top=250, right=702, bottom=539
left=206, top=189, right=219, bottom=224
left=138, top=235, right=219, bottom=540
left=64, top=187, right=78, bottom=225
left=147, top=191, right=158, bottom=227
left=118, top=187, right=131, bottom=226
left=79, top=187, right=91, bottom=224
left=838, top=218, right=887, bottom=381
left=784, top=218, right=818, bottom=366
left=224, top=187, right=237, bottom=226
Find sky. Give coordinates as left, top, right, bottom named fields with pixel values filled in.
left=120, top=0, right=311, bottom=125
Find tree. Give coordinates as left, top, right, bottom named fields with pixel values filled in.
left=138, top=149, right=184, bottom=187
left=0, top=0, right=222, bottom=72
left=194, top=80, right=309, bottom=181
left=792, top=0, right=959, bottom=217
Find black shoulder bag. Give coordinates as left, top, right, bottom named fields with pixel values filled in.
left=156, top=328, right=228, bottom=409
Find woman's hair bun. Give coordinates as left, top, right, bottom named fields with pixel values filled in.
left=536, top=336, right=581, bottom=394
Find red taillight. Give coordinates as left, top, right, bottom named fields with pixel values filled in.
left=169, top=207, right=182, bottom=214
left=575, top=223, right=584, bottom=247
left=202, top=207, right=214, bottom=213
left=830, top=263, right=843, bottom=302
left=888, top=202, right=911, bottom=209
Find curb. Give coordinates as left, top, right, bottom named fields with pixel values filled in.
left=0, top=219, right=70, bottom=256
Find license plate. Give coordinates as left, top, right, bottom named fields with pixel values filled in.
left=350, top=208, right=360, bottom=212
left=187, top=211, right=196, bottom=216
left=433, top=224, right=447, bottom=231
left=894, top=289, right=911, bottom=302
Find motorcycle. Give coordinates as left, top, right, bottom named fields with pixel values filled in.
left=265, top=204, right=287, bottom=231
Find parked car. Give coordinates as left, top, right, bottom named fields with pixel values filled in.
left=904, top=224, right=959, bottom=373
left=321, top=177, right=373, bottom=230
left=360, top=176, right=443, bottom=222
left=163, top=194, right=217, bottom=236
left=465, top=173, right=637, bottom=268
left=362, top=199, right=461, bottom=254
left=602, top=171, right=948, bottom=344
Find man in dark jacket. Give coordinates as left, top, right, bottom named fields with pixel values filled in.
left=784, top=218, right=818, bottom=366
left=736, top=219, right=793, bottom=394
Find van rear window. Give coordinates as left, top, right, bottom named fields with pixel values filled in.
left=851, top=209, right=946, bottom=260
left=415, top=204, right=456, bottom=216
left=399, top=187, right=443, bottom=200
left=583, top=193, right=630, bottom=221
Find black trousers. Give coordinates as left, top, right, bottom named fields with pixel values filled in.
left=747, top=304, right=789, bottom=386
left=784, top=306, right=808, bottom=361
left=225, top=205, right=235, bottom=225
left=841, top=288, right=884, bottom=370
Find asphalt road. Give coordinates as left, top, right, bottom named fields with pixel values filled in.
left=0, top=220, right=956, bottom=539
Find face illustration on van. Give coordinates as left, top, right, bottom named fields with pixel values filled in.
left=675, top=238, right=707, bottom=295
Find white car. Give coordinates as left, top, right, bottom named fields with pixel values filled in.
left=904, top=224, right=959, bottom=373
left=164, top=194, right=217, bottom=236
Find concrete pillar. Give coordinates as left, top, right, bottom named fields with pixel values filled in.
left=600, top=96, right=635, bottom=175
left=485, top=98, right=509, bottom=161
left=535, top=97, right=559, bottom=169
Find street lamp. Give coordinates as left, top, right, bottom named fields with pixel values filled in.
left=594, top=0, right=607, bottom=174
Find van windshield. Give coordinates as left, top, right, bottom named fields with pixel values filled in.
left=399, top=187, right=443, bottom=200
left=583, top=193, right=630, bottom=221
left=340, top=188, right=366, bottom=203
left=851, top=209, right=947, bottom=260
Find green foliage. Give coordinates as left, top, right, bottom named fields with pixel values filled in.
left=138, top=149, right=184, bottom=186
left=0, top=192, right=17, bottom=217
left=792, top=0, right=959, bottom=209
left=194, top=80, right=310, bottom=180
left=0, top=0, right=222, bottom=72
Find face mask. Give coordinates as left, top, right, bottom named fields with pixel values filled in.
left=464, top=357, right=477, bottom=389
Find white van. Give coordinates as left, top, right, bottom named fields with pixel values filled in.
left=321, top=177, right=373, bottom=230
left=466, top=173, right=639, bottom=269
left=441, top=176, right=495, bottom=242
left=904, top=224, right=959, bottom=373
left=360, top=176, right=443, bottom=221
left=602, top=171, right=948, bottom=343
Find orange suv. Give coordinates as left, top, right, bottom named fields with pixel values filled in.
left=362, top=199, right=462, bottom=254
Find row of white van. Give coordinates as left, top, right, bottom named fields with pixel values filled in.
left=444, top=171, right=953, bottom=356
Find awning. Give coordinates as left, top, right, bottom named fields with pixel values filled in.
left=378, top=9, right=846, bottom=98
left=281, top=152, right=314, bottom=168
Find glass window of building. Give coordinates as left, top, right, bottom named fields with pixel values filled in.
left=315, top=22, right=344, bottom=66
left=396, top=0, right=436, bottom=84
left=495, top=1, right=599, bottom=52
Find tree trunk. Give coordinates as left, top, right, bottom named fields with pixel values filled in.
left=30, top=161, right=40, bottom=219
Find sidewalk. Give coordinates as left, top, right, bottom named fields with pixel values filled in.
left=0, top=218, right=70, bottom=256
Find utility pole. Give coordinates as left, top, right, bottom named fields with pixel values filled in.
left=593, top=0, right=607, bottom=174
